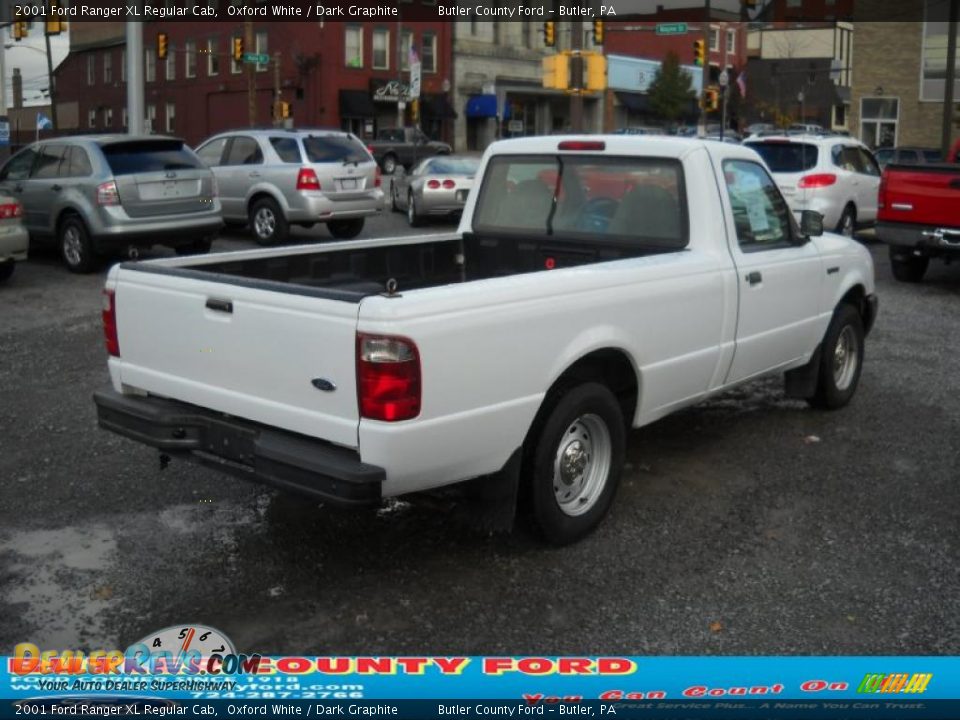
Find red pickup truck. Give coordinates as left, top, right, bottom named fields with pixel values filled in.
left=877, top=138, right=960, bottom=282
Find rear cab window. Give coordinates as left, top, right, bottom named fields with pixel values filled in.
left=101, top=140, right=203, bottom=176
left=472, top=154, right=687, bottom=248
left=302, top=135, right=370, bottom=164
left=745, top=141, right=818, bottom=173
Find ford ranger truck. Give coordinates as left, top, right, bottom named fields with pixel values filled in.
left=877, top=138, right=960, bottom=283
left=94, top=136, right=878, bottom=544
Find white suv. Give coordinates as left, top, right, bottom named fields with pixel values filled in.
left=744, top=135, right=881, bottom=236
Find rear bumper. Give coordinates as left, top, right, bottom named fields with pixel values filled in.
left=287, top=191, right=385, bottom=223
left=877, top=221, right=960, bottom=254
left=0, top=225, right=29, bottom=261
left=93, top=390, right=383, bottom=506
left=91, top=206, right=223, bottom=249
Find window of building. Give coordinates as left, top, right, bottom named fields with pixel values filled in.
left=345, top=26, right=363, bottom=68
left=422, top=32, right=437, bottom=73
left=105, top=108, right=113, bottom=127
left=88, top=109, right=97, bottom=129
left=400, top=31, right=413, bottom=70
left=166, top=46, right=176, bottom=81
left=709, top=28, right=719, bottom=52
left=104, top=52, right=112, bottom=83
left=87, top=55, right=95, bottom=86
left=922, top=2, right=960, bottom=101
left=207, top=38, right=219, bottom=76
left=255, top=31, right=268, bottom=72
left=726, top=29, right=736, bottom=54
left=147, top=104, right=156, bottom=133
left=185, top=40, right=196, bottom=78
left=145, top=48, right=156, bottom=83
left=860, top=97, right=898, bottom=150
left=165, top=102, right=175, bottom=133
left=372, top=29, right=389, bottom=70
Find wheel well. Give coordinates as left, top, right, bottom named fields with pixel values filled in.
left=248, top=192, right=281, bottom=216
left=55, top=209, right=82, bottom=235
left=541, top=349, right=639, bottom=431
left=840, top=283, right=873, bottom=331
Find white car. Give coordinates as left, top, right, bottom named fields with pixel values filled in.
left=744, top=135, right=882, bottom=236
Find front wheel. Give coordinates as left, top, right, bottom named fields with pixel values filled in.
left=527, top=382, right=625, bottom=545
left=808, top=303, right=864, bottom=410
left=407, top=193, right=423, bottom=228
left=381, top=154, right=398, bottom=175
left=327, top=218, right=365, bottom=240
left=59, top=216, right=97, bottom=273
left=889, top=246, right=929, bottom=283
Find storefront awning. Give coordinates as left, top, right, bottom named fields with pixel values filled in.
left=340, top=89, right=376, bottom=118
left=615, top=92, right=650, bottom=113
left=466, top=94, right=498, bottom=118
left=422, top=94, right=458, bottom=120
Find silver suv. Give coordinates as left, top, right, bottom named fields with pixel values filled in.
left=196, top=129, right=384, bottom=245
left=0, top=136, right=222, bottom=273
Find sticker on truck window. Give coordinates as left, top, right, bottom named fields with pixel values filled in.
left=745, top=196, right=771, bottom=233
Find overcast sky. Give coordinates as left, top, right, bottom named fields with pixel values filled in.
left=2, top=25, right=70, bottom=109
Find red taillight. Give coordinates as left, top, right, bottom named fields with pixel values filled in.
left=357, top=333, right=421, bottom=422
left=375, top=166, right=382, bottom=188
left=798, top=173, right=837, bottom=189
left=426, top=179, right=441, bottom=189
left=296, top=167, right=321, bottom=191
left=102, top=289, right=120, bottom=357
left=878, top=171, right=888, bottom=210
left=0, top=202, right=22, bottom=219
left=97, top=180, right=120, bottom=206
left=558, top=140, right=606, bottom=151
left=367, top=145, right=375, bottom=156
left=442, top=179, right=456, bottom=189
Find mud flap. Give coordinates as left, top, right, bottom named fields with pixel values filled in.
left=456, top=447, right=522, bottom=533
left=784, top=345, right=822, bottom=399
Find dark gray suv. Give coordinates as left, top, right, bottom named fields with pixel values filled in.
left=0, top=135, right=222, bottom=272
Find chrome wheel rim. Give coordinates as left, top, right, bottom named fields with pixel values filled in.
left=254, top=207, right=276, bottom=240
left=407, top=195, right=415, bottom=224
left=833, top=325, right=859, bottom=390
left=552, top=413, right=612, bottom=517
left=840, top=213, right=854, bottom=237
left=62, top=226, right=82, bottom=266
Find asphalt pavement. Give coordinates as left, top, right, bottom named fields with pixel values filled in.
left=1, top=213, right=958, bottom=656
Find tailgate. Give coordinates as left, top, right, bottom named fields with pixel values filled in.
left=880, top=166, right=960, bottom=226
left=112, top=267, right=361, bottom=449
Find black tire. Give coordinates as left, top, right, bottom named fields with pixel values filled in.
left=0, top=260, right=15, bottom=283
left=249, top=197, right=288, bottom=246
left=175, top=238, right=213, bottom=256
left=407, top=192, right=422, bottom=228
left=889, top=246, right=929, bottom=283
left=59, top=216, right=97, bottom=273
left=391, top=184, right=400, bottom=212
left=527, top=382, right=625, bottom=545
left=808, top=303, right=864, bottom=410
left=382, top=154, right=398, bottom=175
left=836, top=205, right=856, bottom=237
left=327, top=218, right=365, bottom=240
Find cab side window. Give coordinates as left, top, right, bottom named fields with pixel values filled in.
left=857, top=147, right=881, bottom=176
left=0, top=148, right=38, bottom=181
left=723, top=159, right=794, bottom=251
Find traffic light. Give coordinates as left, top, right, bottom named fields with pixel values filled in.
left=543, top=21, right=556, bottom=48
left=280, top=101, right=291, bottom=119
left=45, top=1, right=63, bottom=35
left=586, top=52, right=607, bottom=91
left=703, top=88, right=719, bottom=111
left=693, top=39, right=705, bottom=67
left=592, top=20, right=604, bottom=45
left=12, top=21, right=28, bottom=41
left=157, top=32, right=168, bottom=60
left=233, top=36, right=244, bottom=63
left=542, top=53, right=569, bottom=90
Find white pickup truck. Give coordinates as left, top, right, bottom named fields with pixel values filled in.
left=94, top=136, right=877, bottom=544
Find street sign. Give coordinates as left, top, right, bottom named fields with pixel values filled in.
left=656, top=23, right=688, bottom=35
left=719, top=69, right=729, bottom=87
left=243, top=53, right=270, bottom=65
left=409, top=61, right=422, bottom=99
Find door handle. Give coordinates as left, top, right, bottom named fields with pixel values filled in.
left=51, top=184, right=62, bottom=192
left=13, top=184, right=23, bottom=193
left=248, top=172, right=261, bottom=178
left=745, top=271, right=763, bottom=286
left=205, top=298, right=233, bottom=314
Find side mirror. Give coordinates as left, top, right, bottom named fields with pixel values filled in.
left=799, top=210, right=824, bottom=237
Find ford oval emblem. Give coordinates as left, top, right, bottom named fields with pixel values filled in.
left=311, top=378, right=336, bottom=392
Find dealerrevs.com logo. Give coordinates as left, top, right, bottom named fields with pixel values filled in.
left=857, top=673, right=933, bottom=695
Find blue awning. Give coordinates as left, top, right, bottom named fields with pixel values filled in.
left=466, top=94, right=497, bottom=118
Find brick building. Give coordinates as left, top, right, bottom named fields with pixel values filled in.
left=53, top=19, right=454, bottom=147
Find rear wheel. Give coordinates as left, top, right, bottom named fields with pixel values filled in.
left=836, top=205, right=856, bottom=237
left=527, top=382, right=625, bottom=545
left=0, top=260, right=15, bottom=283
left=249, top=197, right=288, bottom=246
left=327, top=218, right=365, bottom=240
left=889, top=246, right=929, bottom=283
left=59, top=216, right=97, bottom=273
left=808, top=303, right=864, bottom=410
left=381, top=154, right=398, bottom=175
left=407, top=192, right=423, bottom=228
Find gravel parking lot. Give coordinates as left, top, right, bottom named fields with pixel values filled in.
left=1, top=214, right=958, bottom=656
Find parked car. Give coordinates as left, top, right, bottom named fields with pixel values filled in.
left=788, top=123, right=825, bottom=135
left=0, top=194, right=28, bottom=283
left=744, top=135, right=882, bottom=236
left=876, top=138, right=960, bottom=282
left=745, top=123, right=777, bottom=135
left=391, top=155, right=480, bottom=227
left=874, top=146, right=942, bottom=170
left=367, top=127, right=451, bottom=174
left=94, top=135, right=877, bottom=544
left=196, top=129, right=383, bottom=245
left=0, top=136, right=222, bottom=273
left=614, top=126, right=665, bottom=136
left=703, top=134, right=742, bottom=144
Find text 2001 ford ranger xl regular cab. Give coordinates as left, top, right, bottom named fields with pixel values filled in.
left=94, top=136, right=877, bottom=544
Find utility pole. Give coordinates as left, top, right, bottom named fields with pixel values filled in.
left=700, top=0, right=710, bottom=134
left=570, top=18, right=584, bottom=132
left=125, top=18, right=144, bottom=135
left=396, top=16, right=404, bottom=127
left=44, top=28, right=57, bottom=130
left=245, top=21, right=255, bottom=127
left=941, top=0, right=958, bottom=159
left=272, top=51, right=281, bottom=126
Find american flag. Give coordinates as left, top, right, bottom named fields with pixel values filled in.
left=737, top=70, right=747, bottom=98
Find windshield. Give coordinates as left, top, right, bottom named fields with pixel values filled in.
left=426, top=157, right=479, bottom=175
left=302, top=135, right=369, bottom=164
left=746, top=142, right=819, bottom=173
left=101, top=140, right=202, bottom=175
left=472, top=155, right=687, bottom=248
